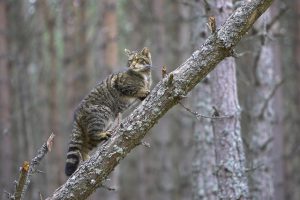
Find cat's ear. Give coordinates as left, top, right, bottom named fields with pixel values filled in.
left=124, top=49, right=133, bottom=57
left=141, top=47, right=150, bottom=56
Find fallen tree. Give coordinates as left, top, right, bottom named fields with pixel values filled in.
left=46, top=0, right=273, bottom=199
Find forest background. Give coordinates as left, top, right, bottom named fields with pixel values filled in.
left=0, top=0, right=299, bottom=200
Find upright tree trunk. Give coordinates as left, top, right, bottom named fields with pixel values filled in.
left=210, top=59, right=249, bottom=199
left=271, top=7, right=284, bottom=198
left=191, top=1, right=218, bottom=199
left=283, top=0, right=300, bottom=199
left=244, top=8, right=282, bottom=199
left=210, top=0, right=249, bottom=199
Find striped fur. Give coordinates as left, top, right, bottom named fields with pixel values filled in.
left=65, top=47, right=152, bottom=176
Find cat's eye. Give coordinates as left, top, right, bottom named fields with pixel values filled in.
left=138, top=58, right=147, bottom=65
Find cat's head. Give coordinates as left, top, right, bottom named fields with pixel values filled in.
left=124, top=47, right=152, bottom=72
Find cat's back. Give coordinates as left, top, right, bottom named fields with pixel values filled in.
left=74, top=72, right=131, bottom=120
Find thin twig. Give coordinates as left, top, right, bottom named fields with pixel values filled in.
left=4, top=190, right=12, bottom=199
left=140, top=140, right=151, bottom=148
left=266, top=5, right=288, bottom=32
left=203, top=0, right=211, bottom=12
left=101, top=184, right=117, bottom=191
left=247, top=4, right=287, bottom=39
left=178, top=102, right=233, bottom=120
left=36, top=169, right=46, bottom=174
left=258, top=79, right=284, bottom=118
left=177, top=0, right=198, bottom=7
left=252, top=42, right=263, bottom=85
left=231, top=50, right=252, bottom=58
left=245, top=163, right=265, bottom=173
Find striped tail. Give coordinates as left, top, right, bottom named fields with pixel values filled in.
left=65, top=146, right=81, bottom=176
left=65, top=121, right=83, bottom=176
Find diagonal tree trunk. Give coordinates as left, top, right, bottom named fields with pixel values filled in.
left=46, top=0, right=273, bottom=199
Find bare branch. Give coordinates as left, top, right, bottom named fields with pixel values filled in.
left=46, top=0, right=274, bottom=199
left=10, top=133, right=55, bottom=200
left=140, top=140, right=151, bottom=148
left=252, top=44, right=263, bottom=85
left=100, top=184, right=117, bottom=191
left=177, top=0, right=198, bottom=7
left=245, top=163, right=265, bottom=173
left=258, top=79, right=284, bottom=118
left=178, top=102, right=233, bottom=120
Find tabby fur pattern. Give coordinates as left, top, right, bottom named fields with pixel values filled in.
left=65, top=47, right=152, bottom=176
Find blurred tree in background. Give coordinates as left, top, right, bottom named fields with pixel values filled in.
left=0, top=0, right=299, bottom=199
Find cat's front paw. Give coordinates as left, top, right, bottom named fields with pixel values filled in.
left=139, top=90, right=150, bottom=101
left=98, top=131, right=112, bottom=140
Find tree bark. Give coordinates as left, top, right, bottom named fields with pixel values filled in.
left=283, top=0, right=300, bottom=199
left=211, top=57, right=249, bottom=199
left=209, top=0, right=249, bottom=199
left=191, top=1, right=218, bottom=199
left=46, top=0, right=273, bottom=199
left=245, top=8, right=281, bottom=200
